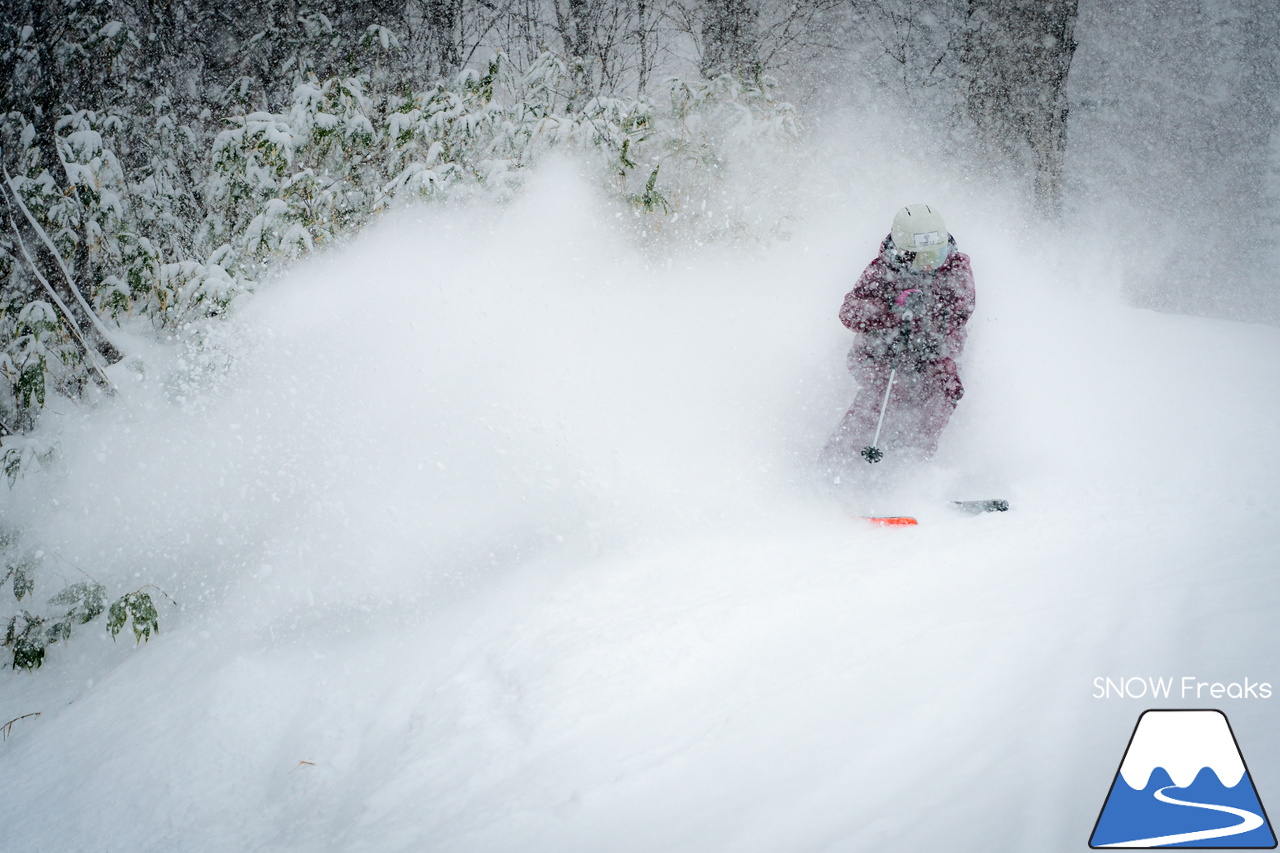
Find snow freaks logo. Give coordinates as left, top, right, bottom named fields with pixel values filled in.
left=1090, top=710, right=1277, bottom=848
left=1093, top=676, right=1273, bottom=700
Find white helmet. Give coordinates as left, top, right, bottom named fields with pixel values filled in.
left=888, top=203, right=951, bottom=272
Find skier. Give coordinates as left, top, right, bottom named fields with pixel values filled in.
left=824, top=204, right=975, bottom=468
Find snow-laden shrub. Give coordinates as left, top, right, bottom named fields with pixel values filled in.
left=203, top=51, right=799, bottom=283
left=2, top=521, right=169, bottom=671
left=0, top=31, right=798, bottom=669
left=1, top=57, right=797, bottom=472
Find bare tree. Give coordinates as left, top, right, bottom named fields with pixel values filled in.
left=847, top=0, right=966, bottom=101
left=663, top=0, right=844, bottom=84
left=752, top=0, right=845, bottom=75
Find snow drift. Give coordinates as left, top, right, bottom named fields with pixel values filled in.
left=2, top=153, right=1279, bottom=852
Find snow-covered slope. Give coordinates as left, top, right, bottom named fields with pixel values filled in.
left=3, top=162, right=1279, bottom=853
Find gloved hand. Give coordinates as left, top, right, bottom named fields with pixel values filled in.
left=888, top=289, right=944, bottom=366
left=892, top=288, right=927, bottom=321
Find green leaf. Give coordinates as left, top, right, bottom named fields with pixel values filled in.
left=628, top=166, right=670, bottom=215
left=106, top=591, right=160, bottom=644
left=45, top=618, right=72, bottom=644
left=12, top=566, right=34, bottom=600
left=619, top=138, right=637, bottom=172
left=107, top=597, right=127, bottom=639
left=4, top=612, right=47, bottom=671
left=3, top=448, right=23, bottom=487
left=129, top=592, right=159, bottom=643
left=49, top=581, right=107, bottom=624
left=7, top=551, right=41, bottom=601
left=17, top=359, right=46, bottom=410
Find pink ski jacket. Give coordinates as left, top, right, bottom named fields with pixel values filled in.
left=838, top=237, right=976, bottom=366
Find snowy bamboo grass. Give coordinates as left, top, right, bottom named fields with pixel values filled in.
left=0, top=54, right=799, bottom=669
left=1, top=55, right=798, bottom=487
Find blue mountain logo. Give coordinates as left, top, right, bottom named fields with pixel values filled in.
left=1091, top=709, right=1276, bottom=848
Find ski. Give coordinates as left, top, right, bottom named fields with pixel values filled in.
left=854, top=500, right=1007, bottom=527
left=951, top=499, right=1009, bottom=514
left=861, top=516, right=919, bottom=527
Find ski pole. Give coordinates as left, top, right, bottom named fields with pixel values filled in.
left=860, top=367, right=895, bottom=463
left=861, top=316, right=914, bottom=464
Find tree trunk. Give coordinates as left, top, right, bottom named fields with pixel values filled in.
left=566, top=0, right=594, bottom=59
left=962, top=0, right=1078, bottom=218
left=701, top=0, right=757, bottom=78
left=18, top=0, right=122, bottom=365
left=701, top=0, right=759, bottom=79
left=424, top=0, right=462, bottom=79
left=636, top=0, right=651, bottom=94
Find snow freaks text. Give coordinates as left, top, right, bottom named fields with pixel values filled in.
left=1092, top=677, right=1274, bottom=700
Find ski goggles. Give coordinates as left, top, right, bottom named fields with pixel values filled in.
left=885, top=238, right=951, bottom=272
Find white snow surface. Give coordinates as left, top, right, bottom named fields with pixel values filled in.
left=1118, top=710, right=1245, bottom=790
left=3, top=159, right=1280, bottom=852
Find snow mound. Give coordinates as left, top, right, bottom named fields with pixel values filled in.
left=2, top=159, right=1279, bottom=853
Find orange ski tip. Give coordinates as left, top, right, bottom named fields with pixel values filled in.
left=861, top=516, right=919, bottom=527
